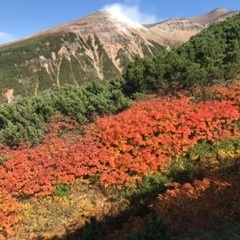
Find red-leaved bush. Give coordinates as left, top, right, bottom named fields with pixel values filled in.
left=0, top=97, right=239, bottom=197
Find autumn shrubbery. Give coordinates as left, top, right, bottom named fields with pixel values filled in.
left=0, top=80, right=239, bottom=239
left=152, top=173, right=240, bottom=234
left=0, top=96, right=239, bottom=198
left=0, top=190, right=22, bottom=239
left=207, top=80, right=240, bottom=107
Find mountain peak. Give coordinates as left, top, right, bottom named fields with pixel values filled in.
left=82, top=9, right=145, bottom=29
left=210, top=8, right=230, bottom=14
left=189, top=8, right=234, bottom=26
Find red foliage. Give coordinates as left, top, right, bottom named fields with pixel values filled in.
left=0, top=97, right=239, bottom=197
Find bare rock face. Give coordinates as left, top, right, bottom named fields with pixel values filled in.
left=144, top=19, right=204, bottom=47
left=3, top=88, right=15, bottom=103
left=0, top=8, right=238, bottom=103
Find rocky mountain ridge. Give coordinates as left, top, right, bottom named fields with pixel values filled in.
left=144, top=8, right=239, bottom=47
left=0, top=8, right=238, bottom=103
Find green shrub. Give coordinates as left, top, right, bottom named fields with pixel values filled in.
left=0, top=78, right=130, bottom=147
left=185, top=137, right=240, bottom=173
left=54, top=183, right=70, bottom=198
left=167, top=157, right=196, bottom=183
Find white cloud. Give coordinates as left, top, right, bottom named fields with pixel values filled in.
left=0, top=32, right=16, bottom=44
left=102, top=3, right=158, bottom=24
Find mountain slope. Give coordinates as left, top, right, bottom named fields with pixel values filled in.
left=189, top=8, right=239, bottom=25
left=0, top=8, right=238, bottom=103
left=144, top=8, right=239, bottom=47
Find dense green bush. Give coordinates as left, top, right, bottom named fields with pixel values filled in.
left=0, top=96, right=55, bottom=146
left=52, top=77, right=130, bottom=122
left=0, top=78, right=130, bottom=146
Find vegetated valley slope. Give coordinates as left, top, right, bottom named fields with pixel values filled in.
left=0, top=8, right=238, bottom=103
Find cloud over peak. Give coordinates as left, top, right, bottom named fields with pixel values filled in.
left=102, top=3, right=158, bottom=24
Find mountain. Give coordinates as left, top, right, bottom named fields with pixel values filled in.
left=0, top=8, right=238, bottom=103
left=189, top=8, right=239, bottom=26
left=144, top=8, right=239, bottom=47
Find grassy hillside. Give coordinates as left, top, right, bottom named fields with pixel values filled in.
left=0, top=33, right=123, bottom=103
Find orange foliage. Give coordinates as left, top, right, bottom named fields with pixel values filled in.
left=0, top=97, right=239, bottom=197
left=0, top=190, right=22, bottom=238
left=207, top=80, right=240, bottom=107
left=152, top=172, right=240, bottom=233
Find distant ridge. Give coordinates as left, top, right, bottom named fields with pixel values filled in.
left=189, top=8, right=237, bottom=25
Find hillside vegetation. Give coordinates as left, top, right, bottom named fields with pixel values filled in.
left=0, top=33, right=123, bottom=103
left=0, top=77, right=129, bottom=146
left=0, top=13, right=240, bottom=240
left=123, top=13, right=240, bottom=95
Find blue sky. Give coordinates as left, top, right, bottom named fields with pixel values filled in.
left=1, top=0, right=240, bottom=44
